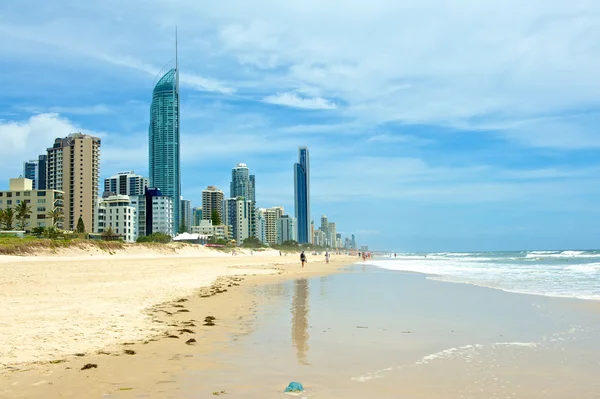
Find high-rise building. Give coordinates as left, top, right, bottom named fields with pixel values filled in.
left=230, top=163, right=256, bottom=237
left=179, top=198, right=192, bottom=233
left=202, top=186, right=224, bottom=223
left=23, top=155, right=47, bottom=190
left=256, top=208, right=267, bottom=244
left=310, top=220, right=315, bottom=244
left=23, top=160, right=38, bottom=189
left=0, top=177, right=64, bottom=230
left=223, top=197, right=253, bottom=246
left=46, top=132, right=100, bottom=232
left=264, top=206, right=284, bottom=246
left=193, top=207, right=203, bottom=226
left=132, top=187, right=173, bottom=237
left=329, top=222, right=337, bottom=248
left=351, top=234, right=357, bottom=250
left=96, top=194, right=137, bottom=242
left=149, top=36, right=180, bottom=235
left=276, top=215, right=297, bottom=244
left=294, top=147, right=310, bottom=244
left=104, top=171, right=148, bottom=197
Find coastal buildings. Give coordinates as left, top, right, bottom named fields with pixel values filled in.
left=329, top=222, right=337, bottom=248
left=276, top=214, right=297, bottom=244
left=264, top=206, right=284, bottom=246
left=133, top=188, right=174, bottom=237
left=294, top=147, right=310, bottom=244
left=180, top=198, right=192, bottom=232
left=191, top=220, right=230, bottom=241
left=149, top=52, right=180, bottom=234
left=104, top=171, right=148, bottom=197
left=23, top=155, right=47, bottom=190
left=0, top=177, right=64, bottom=230
left=193, top=207, right=203, bottom=226
left=46, top=133, right=101, bottom=232
left=351, top=234, right=357, bottom=250
left=202, top=186, right=224, bottom=223
left=223, top=197, right=253, bottom=246
left=96, top=194, right=136, bottom=242
left=256, top=208, right=266, bottom=244
left=230, top=163, right=256, bottom=237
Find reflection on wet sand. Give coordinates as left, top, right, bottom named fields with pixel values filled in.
left=291, top=278, right=310, bottom=365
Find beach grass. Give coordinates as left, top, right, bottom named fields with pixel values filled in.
left=0, top=236, right=150, bottom=255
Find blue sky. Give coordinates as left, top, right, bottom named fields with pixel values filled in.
left=1, top=0, right=600, bottom=252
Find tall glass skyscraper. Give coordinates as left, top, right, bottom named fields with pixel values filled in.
left=294, top=147, right=310, bottom=244
left=149, top=45, right=180, bottom=234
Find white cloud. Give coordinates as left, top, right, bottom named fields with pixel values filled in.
left=0, top=113, right=101, bottom=182
left=262, top=92, right=336, bottom=110
left=367, top=133, right=433, bottom=145
left=18, top=105, right=112, bottom=115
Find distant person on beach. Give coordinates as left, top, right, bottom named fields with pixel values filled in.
left=300, top=251, right=307, bottom=268
left=394, top=253, right=396, bottom=258
left=362, top=252, right=366, bottom=262
left=325, top=251, right=330, bottom=264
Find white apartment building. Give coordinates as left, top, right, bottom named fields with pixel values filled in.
left=97, top=194, right=136, bottom=242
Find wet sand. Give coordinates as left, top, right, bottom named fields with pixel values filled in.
left=0, top=248, right=357, bottom=398
left=180, top=266, right=600, bottom=398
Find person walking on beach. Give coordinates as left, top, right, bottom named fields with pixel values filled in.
left=300, top=251, right=307, bottom=268
left=325, top=251, right=330, bottom=264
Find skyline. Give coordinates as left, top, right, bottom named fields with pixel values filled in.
left=1, top=1, right=600, bottom=251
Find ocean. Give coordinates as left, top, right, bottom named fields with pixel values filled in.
left=368, top=250, right=600, bottom=301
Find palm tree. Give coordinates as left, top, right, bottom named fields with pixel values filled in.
left=1, top=207, right=15, bottom=230
left=46, top=208, right=63, bottom=228
left=15, top=201, right=32, bottom=231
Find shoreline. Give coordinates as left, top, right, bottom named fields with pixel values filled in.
left=0, top=250, right=357, bottom=398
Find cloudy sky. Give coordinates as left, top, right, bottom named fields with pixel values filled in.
left=1, top=0, right=600, bottom=251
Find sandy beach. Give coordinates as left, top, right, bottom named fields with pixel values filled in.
left=0, top=246, right=356, bottom=398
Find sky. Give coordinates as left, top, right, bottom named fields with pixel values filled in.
left=1, top=0, right=600, bottom=252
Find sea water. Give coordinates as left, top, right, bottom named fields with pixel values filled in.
left=368, top=250, right=600, bottom=301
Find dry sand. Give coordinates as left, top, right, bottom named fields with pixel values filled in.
left=0, top=246, right=357, bottom=398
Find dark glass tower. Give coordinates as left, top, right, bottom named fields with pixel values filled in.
left=294, top=147, right=310, bottom=244
left=148, top=34, right=180, bottom=233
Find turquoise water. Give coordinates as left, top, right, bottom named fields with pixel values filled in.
left=369, top=250, right=600, bottom=300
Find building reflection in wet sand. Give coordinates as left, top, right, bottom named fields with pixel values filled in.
left=291, top=278, right=310, bottom=365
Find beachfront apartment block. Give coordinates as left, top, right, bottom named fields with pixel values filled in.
left=46, top=132, right=100, bottom=232
left=191, top=220, right=231, bottom=241
left=202, top=186, right=224, bottom=223
left=264, top=206, right=285, bottom=246
left=276, top=215, right=298, bottom=244
left=96, top=194, right=136, bottom=242
left=103, top=171, right=148, bottom=197
left=131, top=188, right=174, bottom=237
left=223, top=197, right=253, bottom=246
left=0, top=178, right=64, bottom=230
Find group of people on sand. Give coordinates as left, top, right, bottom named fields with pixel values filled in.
left=360, top=252, right=372, bottom=261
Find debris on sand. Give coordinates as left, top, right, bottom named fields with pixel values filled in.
left=81, top=363, right=97, bottom=370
